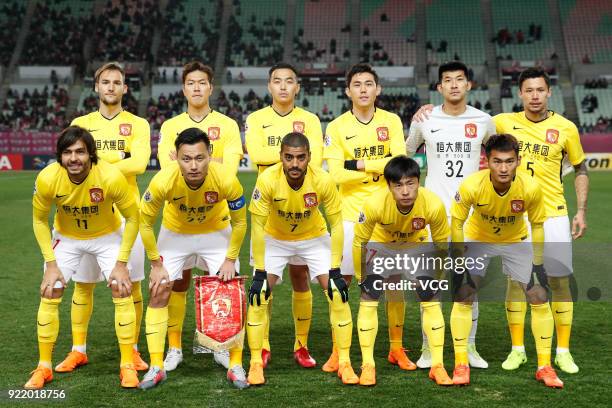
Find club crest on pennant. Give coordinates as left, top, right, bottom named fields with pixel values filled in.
left=205, top=191, right=219, bottom=204
left=511, top=200, right=525, bottom=213
left=465, top=123, right=477, bottom=138
left=412, top=217, right=425, bottom=230
left=212, top=297, right=231, bottom=318
left=303, top=192, right=318, bottom=208
left=376, top=127, right=389, bottom=141
left=208, top=127, right=220, bottom=140
left=293, top=121, right=305, bottom=133
left=89, top=188, right=104, bottom=203
left=546, top=129, right=559, bottom=144
left=119, top=123, right=132, bottom=136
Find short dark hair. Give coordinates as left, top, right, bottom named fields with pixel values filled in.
left=384, top=155, right=421, bottom=183
left=438, top=61, right=469, bottom=83
left=485, top=134, right=520, bottom=158
left=281, top=132, right=310, bottom=151
left=174, top=128, right=211, bottom=152
left=518, top=67, right=550, bottom=90
left=182, top=61, right=214, bottom=84
left=56, top=126, right=98, bottom=164
left=268, top=62, right=299, bottom=81
left=346, top=63, right=379, bottom=87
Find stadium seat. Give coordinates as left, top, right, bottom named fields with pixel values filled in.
left=560, top=0, right=612, bottom=63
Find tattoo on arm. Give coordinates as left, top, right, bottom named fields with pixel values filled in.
left=574, top=160, right=588, bottom=176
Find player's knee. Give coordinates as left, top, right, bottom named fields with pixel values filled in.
left=359, top=274, right=383, bottom=300
left=453, top=284, right=476, bottom=304
left=172, top=270, right=192, bottom=292
left=43, top=287, right=64, bottom=300
left=415, top=276, right=438, bottom=301
left=289, top=265, right=310, bottom=292
left=149, top=286, right=172, bottom=308
left=526, top=285, right=548, bottom=305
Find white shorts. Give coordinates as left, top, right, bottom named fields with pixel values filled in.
left=74, top=220, right=145, bottom=283
left=261, top=234, right=331, bottom=282
left=340, top=221, right=356, bottom=276
left=157, top=226, right=238, bottom=281
left=526, top=216, right=573, bottom=276
left=464, top=239, right=532, bottom=284
left=48, top=230, right=131, bottom=288
left=249, top=241, right=307, bottom=267
left=364, top=242, right=440, bottom=280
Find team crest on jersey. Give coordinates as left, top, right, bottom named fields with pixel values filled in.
left=511, top=200, right=525, bottom=213
left=143, top=190, right=152, bottom=202
left=358, top=211, right=366, bottom=224
left=89, top=188, right=104, bottom=203
left=454, top=192, right=461, bottom=203
left=303, top=192, right=318, bottom=208
left=208, top=127, right=220, bottom=140
left=324, top=134, right=331, bottom=147
left=252, top=187, right=261, bottom=201
left=412, top=217, right=426, bottom=230
left=293, top=121, right=305, bottom=134
left=376, top=127, right=389, bottom=141
left=465, top=123, right=477, bottom=138
left=205, top=191, right=219, bottom=204
left=546, top=129, right=559, bottom=144
left=119, top=124, right=132, bottom=136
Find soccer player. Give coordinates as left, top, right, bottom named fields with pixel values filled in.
left=245, top=62, right=324, bottom=368
left=57, top=62, right=151, bottom=373
left=406, top=61, right=495, bottom=369
left=246, top=132, right=358, bottom=385
left=26, top=126, right=140, bottom=389
left=494, top=68, right=588, bottom=374
left=323, top=63, right=406, bottom=372
left=450, top=134, right=563, bottom=388
left=156, top=61, right=244, bottom=371
left=352, top=156, right=453, bottom=386
left=138, top=128, right=248, bottom=389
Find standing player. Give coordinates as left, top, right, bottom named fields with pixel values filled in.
left=156, top=61, right=244, bottom=371
left=494, top=68, right=588, bottom=374
left=352, top=156, right=453, bottom=386
left=245, top=62, right=323, bottom=368
left=56, top=62, right=151, bottom=373
left=246, top=133, right=357, bottom=385
left=449, top=134, right=563, bottom=388
left=138, top=128, right=248, bottom=389
left=323, top=63, right=406, bottom=372
left=26, top=127, right=140, bottom=389
left=406, top=61, right=495, bottom=369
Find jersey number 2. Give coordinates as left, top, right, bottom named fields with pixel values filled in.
left=445, top=160, right=464, bottom=177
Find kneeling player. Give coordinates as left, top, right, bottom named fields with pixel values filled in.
left=449, top=134, right=563, bottom=388
left=138, top=128, right=248, bottom=389
left=26, top=126, right=140, bottom=389
left=353, top=156, right=453, bottom=386
left=247, top=132, right=358, bottom=385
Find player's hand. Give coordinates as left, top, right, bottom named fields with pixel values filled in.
left=108, top=261, right=132, bottom=297
left=328, top=268, right=349, bottom=303
left=249, top=270, right=270, bottom=306
left=412, top=104, right=434, bottom=122
left=217, top=258, right=238, bottom=282
left=40, top=261, right=66, bottom=298
left=169, top=150, right=177, bottom=161
left=572, top=210, right=587, bottom=239
left=149, top=259, right=170, bottom=298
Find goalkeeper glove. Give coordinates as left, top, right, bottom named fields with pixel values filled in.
left=328, top=268, right=349, bottom=303
left=249, top=270, right=271, bottom=306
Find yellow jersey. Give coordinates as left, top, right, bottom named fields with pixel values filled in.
left=451, top=169, right=546, bottom=242
left=32, top=161, right=139, bottom=262
left=71, top=110, right=150, bottom=200
left=139, top=161, right=246, bottom=260
left=245, top=105, right=323, bottom=171
left=323, top=108, right=406, bottom=222
left=494, top=111, right=585, bottom=217
left=249, top=163, right=342, bottom=241
left=158, top=111, right=243, bottom=174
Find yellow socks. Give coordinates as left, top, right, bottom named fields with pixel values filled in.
left=145, top=306, right=168, bottom=368
left=550, top=276, right=573, bottom=351
left=71, top=282, right=94, bottom=352
left=263, top=295, right=273, bottom=351
left=421, top=301, right=445, bottom=366
left=113, top=296, right=136, bottom=366
left=328, top=302, right=337, bottom=353
left=357, top=301, right=378, bottom=366
left=505, top=278, right=527, bottom=350
left=229, top=347, right=243, bottom=367
left=292, top=290, right=312, bottom=351
left=530, top=302, right=554, bottom=367
left=327, top=292, right=353, bottom=364
left=450, top=302, right=472, bottom=366
left=132, top=281, right=144, bottom=349
left=247, top=295, right=270, bottom=364
left=37, top=297, right=62, bottom=367
left=386, top=300, right=405, bottom=351
left=167, top=290, right=187, bottom=350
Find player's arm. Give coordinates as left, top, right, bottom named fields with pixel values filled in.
left=483, top=118, right=496, bottom=145
left=157, top=122, right=175, bottom=169
left=324, top=127, right=370, bottom=184
left=450, top=184, right=473, bottom=254
left=429, top=197, right=451, bottom=251
left=138, top=177, right=165, bottom=261
left=217, top=177, right=247, bottom=281
left=362, top=116, right=405, bottom=174
left=244, top=114, right=278, bottom=166
left=114, top=119, right=151, bottom=177
left=309, top=116, right=324, bottom=168
left=405, top=122, right=424, bottom=157
left=220, top=120, right=244, bottom=174
left=565, top=125, right=589, bottom=238
left=248, top=179, right=272, bottom=272
left=111, top=177, right=139, bottom=262
left=352, top=208, right=376, bottom=282
left=321, top=176, right=344, bottom=267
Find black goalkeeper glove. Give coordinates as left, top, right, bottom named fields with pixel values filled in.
left=327, top=268, right=349, bottom=303
left=249, top=270, right=271, bottom=306
left=527, top=264, right=549, bottom=290
left=344, top=160, right=358, bottom=171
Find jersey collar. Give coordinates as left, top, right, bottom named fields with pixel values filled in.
left=351, top=107, right=376, bottom=125
left=522, top=110, right=554, bottom=124
left=187, top=110, right=213, bottom=123
left=271, top=105, right=295, bottom=117
left=98, top=109, right=123, bottom=121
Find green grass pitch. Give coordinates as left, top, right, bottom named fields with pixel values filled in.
left=0, top=171, right=610, bottom=407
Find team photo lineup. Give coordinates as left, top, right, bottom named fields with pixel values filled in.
left=1, top=1, right=611, bottom=406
